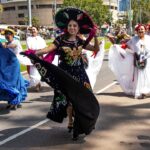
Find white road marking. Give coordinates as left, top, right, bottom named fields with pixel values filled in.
left=0, top=81, right=117, bottom=146
left=95, top=81, right=118, bottom=94
left=0, top=119, right=49, bottom=146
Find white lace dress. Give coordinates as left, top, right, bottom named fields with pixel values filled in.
left=109, top=35, right=150, bottom=98
left=26, top=36, right=46, bottom=87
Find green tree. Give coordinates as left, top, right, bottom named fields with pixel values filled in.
left=24, top=16, right=39, bottom=26
left=32, top=16, right=39, bottom=27
left=63, top=0, right=111, bottom=26
left=131, top=0, right=150, bottom=26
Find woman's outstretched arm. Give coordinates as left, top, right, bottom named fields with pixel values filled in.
left=35, top=43, right=57, bottom=56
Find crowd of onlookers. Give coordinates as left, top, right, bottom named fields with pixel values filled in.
left=0, top=22, right=150, bottom=43
left=0, top=25, right=59, bottom=41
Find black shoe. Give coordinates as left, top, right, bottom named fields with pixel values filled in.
left=68, top=126, right=73, bottom=133
left=17, top=104, right=22, bottom=108
left=72, top=132, right=79, bottom=141
left=10, top=105, right=17, bottom=110
left=6, top=104, right=11, bottom=109
left=72, top=135, right=79, bottom=141
left=137, top=95, right=144, bottom=99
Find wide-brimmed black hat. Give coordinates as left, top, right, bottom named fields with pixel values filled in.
left=55, top=7, right=94, bottom=34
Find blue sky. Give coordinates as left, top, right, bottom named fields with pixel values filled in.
left=118, top=0, right=129, bottom=11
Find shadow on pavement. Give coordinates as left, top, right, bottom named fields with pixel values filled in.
left=27, top=86, right=53, bottom=93
left=137, top=135, right=150, bottom=148
left=97, top=91, right=133, bottom=98
left=0, top=96, right=150, bottom=149
left=31, top=95, right=53, bottom=103
left=0, top=127, right=86, bottom=149
left=0, top=103, right=11, bottom=115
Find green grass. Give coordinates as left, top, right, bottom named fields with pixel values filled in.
left=104, top=41, right=112, bottom=50
left=100, top=37, right=112, bottom=50
left=20, top=64, right=27, bottom=72
left=22, top=44, right=27, bottom=50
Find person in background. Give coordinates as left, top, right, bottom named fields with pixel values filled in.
left=26, top=26, right=47, bottom=92
left=2, top=29, right=22, bottom=55
left=109, top=24, right=150, bottom=99
left=106, top=28, right=131, bottom=45
left=0, top=29, right=29, bottom=110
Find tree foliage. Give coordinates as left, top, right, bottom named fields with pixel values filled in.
left=63, top=0, right=111, bottom=26
left=131, top=0, right=150, bottom=26
left=24, top=16, right=39, bottom=26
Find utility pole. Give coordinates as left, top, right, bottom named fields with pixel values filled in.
left=27, top=0, right=32, bottom=26
left=109, top=0, right=112, bottom=26
left=129, top=0, right=132, bottom=35
left=53, top=0, right=57, bottom=37
left=54, top=0, right=57, bottom=15
left=138, top=0, right=142, bottom=23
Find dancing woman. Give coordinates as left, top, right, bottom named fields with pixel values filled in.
left=0, top=41, right=29, bottom=110
left=109, top=24, right=150, bottom=99
left=22, top=7, right=100, bottom=140
left=26, top=26, right=47, bottom=91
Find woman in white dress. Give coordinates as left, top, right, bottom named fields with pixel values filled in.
left=109, top=24, right=150, bottom=99
left=26, top=26, right=47, bottom=91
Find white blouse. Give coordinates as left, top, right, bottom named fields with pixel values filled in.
left=26, top=35, right=46, bottom=50
left=127, top=35, right=150, bottom=54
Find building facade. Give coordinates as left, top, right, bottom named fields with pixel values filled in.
left=103, top=0, right=118, bottom=23
left=0, top=0, right=118, bottom=26
left=0, top=0, right=63, bottom=26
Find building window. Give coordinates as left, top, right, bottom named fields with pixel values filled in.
left=18, top=5, right=33, bottom=10
left=18, top=6, right=27, bottom=10
left=18, top=13, right=24, bottom=18
left=18, top=21, right=26, bottom=25
left=4, top=6, right=15, bottom=11
left=36, top=4, right=53, bottom=9
left=111, top=6, right=114, bottom=9
left=56, top=4, right=62, bottom=8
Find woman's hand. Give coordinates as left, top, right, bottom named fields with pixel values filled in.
left=2, top=43, right=7, bottom=48
left=94, top=27, right=100, bottom=37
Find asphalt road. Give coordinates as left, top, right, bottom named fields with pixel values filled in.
left=0, top=54, right=150, bottom=150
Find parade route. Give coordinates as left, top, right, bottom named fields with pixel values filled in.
left=0, top=80, right=117, bottom=147
left=0, top=55, right=150, bottom=150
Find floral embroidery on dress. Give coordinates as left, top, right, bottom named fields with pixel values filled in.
left=84, top=82, right=92, bottom=91
left=62, top=46, right=83, bottom=65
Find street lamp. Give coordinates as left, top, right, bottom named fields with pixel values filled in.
left=109, top=0, right=112, bottom=26
left=27, top=0, right=32, bottom=26
left=128, top=0, right=132, bottom=35
left=137, top=0, right=142, bottom=23
left=53, top=0, right=57, bottom=37
left=54, top=0, right=57, bottom=15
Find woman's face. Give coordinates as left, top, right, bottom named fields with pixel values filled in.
left=31, top=27, right=38, bottom=36
left=137, top=26, right=145, bottom=38
left=67, top=20, right=79, bottom=36
left=5, top=33, right=13, bottom=41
